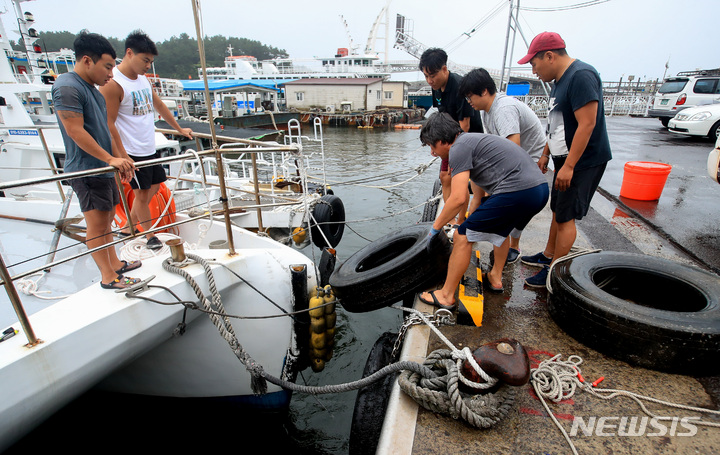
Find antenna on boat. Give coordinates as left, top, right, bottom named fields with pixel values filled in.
left=190, top=0, right=236, bottom=255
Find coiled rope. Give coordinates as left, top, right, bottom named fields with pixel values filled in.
left=532, top=354, right=720, bottom=455
left=392, top=305, right=517, bottom=428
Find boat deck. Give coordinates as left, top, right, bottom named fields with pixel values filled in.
left=378, top=191, right=720, bottom=454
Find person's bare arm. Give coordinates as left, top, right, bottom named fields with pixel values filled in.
left=56, top=109, right=135, bottom=174
left=433, top=170, right=470, bottom=230
left=458, top=117, right=470, bottom=132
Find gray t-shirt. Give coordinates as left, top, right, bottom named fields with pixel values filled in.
left=480, top=93, right=546, bottom=162
left=52, top=71, right=114, bottom=178
left=449, top=132, right=547, bottom=194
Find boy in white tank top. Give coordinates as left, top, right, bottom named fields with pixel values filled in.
left=100, top=30, right=193, bottom=250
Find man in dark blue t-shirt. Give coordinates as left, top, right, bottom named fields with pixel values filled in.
left=419, top=48, right=482, bottom=225
left=516, top=32, right=612, bottom=288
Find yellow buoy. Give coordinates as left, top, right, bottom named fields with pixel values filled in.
left=292, top=226, right=307, bottom=245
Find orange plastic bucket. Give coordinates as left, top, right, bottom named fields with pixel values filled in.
left=619, top=161, right=672, bottom=201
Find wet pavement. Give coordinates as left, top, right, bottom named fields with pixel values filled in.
left=377, top=117, right=720, bottom=454
left=598, top=117, right=720, bottom=274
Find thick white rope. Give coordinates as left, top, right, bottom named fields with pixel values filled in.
left=532, top=354, right=720, bottom=455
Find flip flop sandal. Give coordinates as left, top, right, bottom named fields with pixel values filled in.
left=100, top=275, right=141, bottom=290
left=482, top=273, right=504, bottom=293
left=115, top=260, right=142, bottom=275
left=418, top=290, right=458, bottom=310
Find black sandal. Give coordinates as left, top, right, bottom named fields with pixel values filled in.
left=100, top=275, right=140, bottom=290
left=115, top=260, right=142, bottom=275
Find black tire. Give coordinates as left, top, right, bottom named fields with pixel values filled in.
left=660, top=117, right=670, bottom=127
left=329, top=223, right=453, bottom=313
left=708, top=120, right=720, bottom=140
left=420, top=178, right=442, bottom=222
left=349, top=331, right=398, bottom=455
left=548, top=251, right=720, bottom=375
left=311, top=195, right=345, bottom=248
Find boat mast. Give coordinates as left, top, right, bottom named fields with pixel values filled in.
left=190, top=0, right=236, bottom=254
left=11, top=0, right=43, bottom=84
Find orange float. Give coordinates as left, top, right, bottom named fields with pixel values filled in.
left=114, top=182, right=177, bottom=234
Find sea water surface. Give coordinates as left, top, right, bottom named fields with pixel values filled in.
left=6, top=125, right=438, bottom=454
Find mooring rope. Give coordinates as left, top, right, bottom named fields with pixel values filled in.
left=531, top=354, right=720, bottom=455
left=154, top=257, right=514, bottom=428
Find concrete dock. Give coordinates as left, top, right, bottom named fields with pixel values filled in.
left=376, top=119, right=720, bottom=454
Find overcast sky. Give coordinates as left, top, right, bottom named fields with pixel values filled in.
left=2, top=0, right=717, bottom=83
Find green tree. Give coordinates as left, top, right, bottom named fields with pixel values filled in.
left=11, top=30, right=288, bottom=79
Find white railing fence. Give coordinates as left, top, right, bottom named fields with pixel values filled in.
left=515, top=95, right=652, bottom=118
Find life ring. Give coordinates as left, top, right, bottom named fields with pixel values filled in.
left=549, top=251, right=720, bottom=375
left=349, top=331, right=398, bottom=455
left=114, top=182, right=177, bottom=234
left=329, top=223, right=453, bottom=313
left=311, top=194, right=345, bottom=248
left=420, top=178, right=442, bottom=222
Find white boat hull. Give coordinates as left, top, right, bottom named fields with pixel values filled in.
left=0, top=218, right=315, bottom=451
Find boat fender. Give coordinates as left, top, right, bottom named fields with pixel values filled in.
left=317, top=247, right=337, bottom=286
left=460, top=338, right=530, bottom=387
left=329, top=223, right=452, bottom=313
left=292, top=226, right=308, bottom=245
left=311, top=195, right=345, bottom=248
left=307, top=286, right=338, bottom=372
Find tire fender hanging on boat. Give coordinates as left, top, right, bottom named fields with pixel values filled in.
left=329, top=223, right=453, bottom=313
left=311, top=194, right=345, bottom=248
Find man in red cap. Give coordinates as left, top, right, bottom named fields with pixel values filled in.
left=516, top=32, right=612, bottom=288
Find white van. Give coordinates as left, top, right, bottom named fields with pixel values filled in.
left=648, top=69, right=720, bottom=127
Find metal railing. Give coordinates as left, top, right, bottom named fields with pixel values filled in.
left=0, top=125, right=303, bottom=346
left=514, top=95, right=652, bottom=118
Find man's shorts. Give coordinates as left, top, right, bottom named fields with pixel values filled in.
left=129, top=152, right=167, bottom=190
left=457, top=183, right=549, bottom=247
left=550, top=156, right=607, bottom=223
left=441, top=157, right=449, bottom=172
left=69, top=176, right=120, bottom=212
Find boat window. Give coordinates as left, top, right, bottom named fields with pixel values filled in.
left=296, top=92, right=304, bottom=101
left=384, top=91, right=393, bottom=99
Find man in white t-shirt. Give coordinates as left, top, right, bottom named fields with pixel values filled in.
left=459, top=68, right=547, bottom=263
left=100, top=30, right=192, bottom=250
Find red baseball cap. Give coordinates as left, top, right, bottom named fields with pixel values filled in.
left=517, top=32, right=566, bottom=64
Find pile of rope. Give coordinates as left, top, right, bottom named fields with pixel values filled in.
left=398, top=349, right=517, bottom=429
left=531, top=354, right=720, bottom=455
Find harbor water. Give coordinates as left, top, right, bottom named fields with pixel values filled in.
left=5, top=125, right=438, bottom=454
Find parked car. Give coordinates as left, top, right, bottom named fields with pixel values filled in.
left=668, top=103, right=720, bottom=139
left=709, top=135, right=720, bottom=184
left=649, top=69, right=720, bottom=127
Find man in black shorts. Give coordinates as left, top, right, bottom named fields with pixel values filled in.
left=419, top=48, right=483, bottom=225
left=52, top=31, right=141, bottom=289
left=516, top=32, right=612, bottom=288
left=101, top=31, right=193, bottom=250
